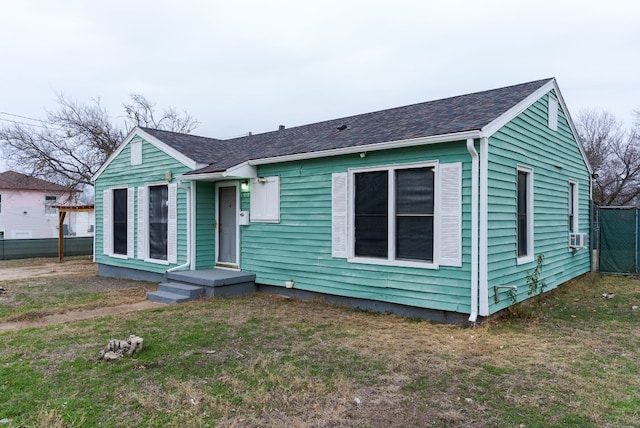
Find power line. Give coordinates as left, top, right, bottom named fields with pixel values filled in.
left=0, top=111, right=48, bottom=124
left=0, top=116, right=50, bottom=129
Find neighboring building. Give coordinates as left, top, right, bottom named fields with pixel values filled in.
left=92, top=78, right=592, bottom=323
left=0, top=171, right=94, bottom=239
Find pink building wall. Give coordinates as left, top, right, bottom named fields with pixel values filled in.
left=0, top=189, right=69, bottom=239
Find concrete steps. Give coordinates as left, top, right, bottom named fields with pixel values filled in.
left=146, top=282, right=205, bottom=304
left=146, top=269, right=257, bottom=304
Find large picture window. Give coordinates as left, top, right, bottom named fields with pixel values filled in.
left=354, top=165, right=435, bottom=263
left=332, top=162, right=461, bottom=268
left=148, top=185, right=168, bottom=260
left=113, top=188, right=128, bottom=255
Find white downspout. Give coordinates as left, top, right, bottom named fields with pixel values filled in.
left=467, top=138, right=479, bottom=322
left=479, top=137, right=490, bottom=316
left=167, top=180, right=192, bottom=273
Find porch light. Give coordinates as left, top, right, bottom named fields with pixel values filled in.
left=240, top=180, right=250, bottom=192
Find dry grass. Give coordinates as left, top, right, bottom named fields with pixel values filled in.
left=0, top=257, right=156, bottom=323
left=2, top=261, right=640, bottom=427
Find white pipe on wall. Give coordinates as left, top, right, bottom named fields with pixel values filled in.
left=466, top=138, right=479, bottom=322
left=479, top=137, right=489, bottom=316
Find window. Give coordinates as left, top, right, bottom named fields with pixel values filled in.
left=137, top=183, right=177, bottom=263
left=354, top=170, right=389, bottom=258
left=569, top=180, right=578, bottom=232
left=331, top=162, right=461, bottom=268
left=517, top=166, right=534, bottom=262
left=396, top=168, right=435, bottom=261
left=353, top=168, right=435, bottom=262
left=103, top=187, right=134, bottom=258
left=45, top=195, right=57, bottom=214
left=148, top=185, right=169, bottom=260
left=112, top=189, right=128, bottom=255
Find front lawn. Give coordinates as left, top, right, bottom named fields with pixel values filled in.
left=1, top=262, right=639, bottom=427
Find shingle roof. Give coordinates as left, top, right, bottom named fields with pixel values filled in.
left=0, top=171, right=70, bottom=192
left=138, top=128, right=224, bottom=165
left=144, top=78, right=553, bottom=175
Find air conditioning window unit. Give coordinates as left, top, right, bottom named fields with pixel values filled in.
left=569, top=233, right=587, bottom=249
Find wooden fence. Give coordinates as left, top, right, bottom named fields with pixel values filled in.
left=0, top=237, right=93, bottom=260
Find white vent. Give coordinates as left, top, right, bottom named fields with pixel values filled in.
left=569, top=233, right=587, bottom=249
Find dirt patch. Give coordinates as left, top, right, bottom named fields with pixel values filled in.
left=0, top=257, right=162, bottom=332
left=0, top=257, right=97, bottom=281
left=0, top=300, right=163, bottom=332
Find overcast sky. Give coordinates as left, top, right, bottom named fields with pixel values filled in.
left=1, top=0, right=639, bottom=165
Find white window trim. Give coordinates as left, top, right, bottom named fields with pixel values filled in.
left=146, top=257, right=170, bottom=265
left=347, top=160, right=440, bottom=270
left=517, top=165, right=534, bottom=265
left=104, top=186, right=134, bottom=259
left=140, top=182, right=174, bottom=265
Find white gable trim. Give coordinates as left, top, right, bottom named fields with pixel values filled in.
left=480, top=78, right=592, bottom=175
left=480, top=80, right=556, bottom=137
left=92, top=127, right=200, bottom=182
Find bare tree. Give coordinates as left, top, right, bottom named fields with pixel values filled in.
left=0, top=93, right=198, bottom=199
left=576, top=109, right=640, bottom=206
left=123, top=94, right=199, bottom=134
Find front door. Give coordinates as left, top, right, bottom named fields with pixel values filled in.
left=217, top=184, right=238, bottom=266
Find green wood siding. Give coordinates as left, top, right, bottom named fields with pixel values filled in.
left=94, top=135, right=192, bottom=274
left=487, top=92, right=591, bottom=312
left=240, top=142, right=474, bottom=314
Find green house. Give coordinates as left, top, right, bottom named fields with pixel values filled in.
left=92, top=78, right=592, bottom=323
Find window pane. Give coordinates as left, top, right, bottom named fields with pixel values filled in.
left=517, top=171, right=528, bottom=257
left=395, top=167, right=435, bottom=261
left=517, top=172, right=527, bottom=215
left=149, top=185, right=168, bottom=260
left=397, top=217, right=434, bottom=261
left=396, top=168, right=434, bottom=214
left=113, top=189, right=127, bottom=255
left=568, top=182, right=575, bottom=232
left=355, top=171, right=388, bottom=258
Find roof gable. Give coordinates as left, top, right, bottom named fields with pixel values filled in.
left=0, top=171, right=69, bottom=192
left=92, top=127, right=219, bottom=181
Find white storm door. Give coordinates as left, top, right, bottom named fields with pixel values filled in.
left=216, top=183, right=239, bottom=266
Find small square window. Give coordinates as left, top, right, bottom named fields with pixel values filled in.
left=45, top=195, right=57, bottom=214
